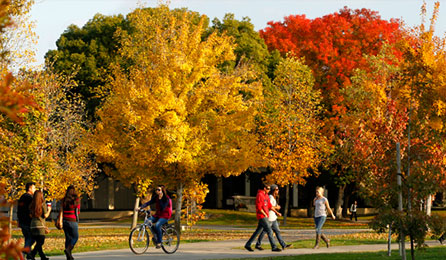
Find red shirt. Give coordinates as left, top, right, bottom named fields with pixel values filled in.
left=63, top=199, right=80, bottom=222
left=255, top=189, right=271, bottom=220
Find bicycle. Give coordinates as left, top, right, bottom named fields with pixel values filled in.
left=129, top=209, right=180, bottom=254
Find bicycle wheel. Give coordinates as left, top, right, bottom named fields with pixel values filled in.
left=129, top=225, right=150, bottom=254
left=161, top=225, right=180, bottom=254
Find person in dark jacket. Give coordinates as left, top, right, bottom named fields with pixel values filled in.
left=137, top=185, right=172, bottom=249
left=17, top=182, right=36, bottom=259
left=244, top=183, right=281, bottom=252
left=350, top=201, right=358, bottom=221
left=61, top=185, right=80, bottom=260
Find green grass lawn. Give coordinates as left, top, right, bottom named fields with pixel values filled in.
left=222, top=247, right=446, bottom=260
left=201, top=209, right=369, bottom=229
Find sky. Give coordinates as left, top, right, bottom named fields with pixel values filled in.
left=30, top=0, right=446, bottom=66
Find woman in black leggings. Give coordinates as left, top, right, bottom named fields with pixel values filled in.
left=29, top=190, right=51, bottom=260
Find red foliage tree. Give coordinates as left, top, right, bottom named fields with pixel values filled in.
left=260, top=6, right=402, bottom=112
left=260, top=7, right=405, bottom=217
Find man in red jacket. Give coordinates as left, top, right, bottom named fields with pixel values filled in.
left=244, top=183, right=282, bottom=252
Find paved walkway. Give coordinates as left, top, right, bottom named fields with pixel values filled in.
left=47, top=238, right=441, bottom=260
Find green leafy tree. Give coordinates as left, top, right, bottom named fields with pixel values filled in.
left=45, top=13, right=127, bottom=117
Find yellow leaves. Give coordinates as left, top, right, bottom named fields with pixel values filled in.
left=93, top=4, right=261, bottom=191
left=260, top=56, right=326, bottom=186
left=428, top=116, right=443, bottom=131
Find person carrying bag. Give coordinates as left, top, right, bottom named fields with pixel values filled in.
left=29, top=190, right=51, bottom=260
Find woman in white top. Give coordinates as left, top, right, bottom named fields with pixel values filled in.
left=313, top=186, right=335, bottom=249
left=255, top=184, right=291, bottom=250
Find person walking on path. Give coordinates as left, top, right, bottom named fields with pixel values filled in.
left=350, top=201, right=358, bottom=221
left=137, top=185, right=172, bottom=249
left=61, top=186, right=80, bottom=260
left=29, top=190, right=51, bottom=260
left=313, top=186, right=335, bottom=249
left=255, top=184, right=291, bottom=250
left=439, top=233, right=445, bottom=245
left=17, top=182, right=36, bottom=259
left=244, top=183, right=282, bottom=252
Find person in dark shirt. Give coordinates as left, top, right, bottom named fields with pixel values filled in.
left=17, top=182, right=36, bottom=260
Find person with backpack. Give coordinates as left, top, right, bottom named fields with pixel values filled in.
left=17, top=182, right=36, bottom=259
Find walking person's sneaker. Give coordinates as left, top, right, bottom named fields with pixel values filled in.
left=254, top=245, right=264, bottom=251
left=272, top=247, right=282, bottom=252
left=156, top=243, right=162, bottom=249
left=244, top=245, right=254, bottom=252
left=282, top=244, right=292, bottom=250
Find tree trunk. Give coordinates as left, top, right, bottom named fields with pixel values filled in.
left=307, top=196, right=313, bottom=218
left=283, top=185, right=290, bottom=226
left=8, top=204, right=13, bottom=242
left=174, top=182, right=184, bottom=234
left=426, top=195, right=432, bottom=216
left=334, top=185, right=346, bottom=219
left=342, top=192, right=351, bottom=219
left=442, top=191, right=446, bottom=207
left=131, top=197, right=140, bottom=229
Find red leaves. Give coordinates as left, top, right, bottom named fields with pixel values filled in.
left=0, top=72, right=37, bottom=123
left=260, top=7, right=402, bottom=108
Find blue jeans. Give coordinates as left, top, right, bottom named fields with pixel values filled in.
left=63, top=220, right=79, bottom=248
left=148, top=216, right=168, bottom=243
left=257, top=220, right=286, bottom=248
left=245, top=217, right=277, bottom=249
left=20, top=225, right=35, bottom=250
left=314, top=216, right=326, bottom=234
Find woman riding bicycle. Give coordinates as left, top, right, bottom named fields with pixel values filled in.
left=137, top=185, right=172, bottom=249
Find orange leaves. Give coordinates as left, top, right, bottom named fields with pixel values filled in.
left=0, top=72, right=36, bottom=123
left=0, top=183, right=24, bottom=260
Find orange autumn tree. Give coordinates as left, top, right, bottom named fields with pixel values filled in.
left=92, top=5, right=262, bottom=231
left=0, top=0, right=36, bottom=259
left=394, top=1, right=446, bottom=211
left=345, top=3, right=446, bottom=257
left=260, top=7, right=403, bottom=217
left=259, top=56, right=328, bottom=222
left=341, top=47, right=409, bottom=207
left=0, top=0, right=36, bottom=122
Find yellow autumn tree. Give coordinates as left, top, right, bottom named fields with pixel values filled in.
left=0, top=68, right=97, bottom=225
left=394, top=1, right=446, bottom=209
left=92, top=5, right=262, bottom=230
left=259, top=56, right=329, bottom=220
left=29, top=69, right=97, bottom=199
